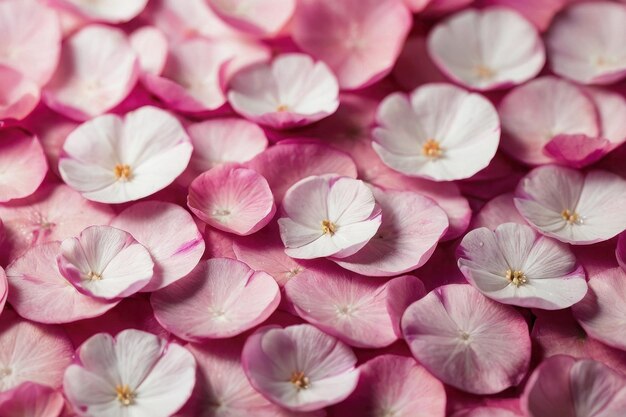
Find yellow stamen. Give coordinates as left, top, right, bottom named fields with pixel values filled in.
left=506, top=269, right=527, bottom=287
left=475, top=65, right=495, bottom=79
left=561, top=209, right=581, bottom=225
left=115, top=384, right=135, bottom=406
left=321, top=219, right=337, bottom=236
left=87, top=271, right=102, bottom=281
left=114, top=164, right=132, bottom=181
left=290, top=371, right=310, bottom=390
left=276, top=104, right=289, bottom=112
left=422, top=139, right=443, bottom=158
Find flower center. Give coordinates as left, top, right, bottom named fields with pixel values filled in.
left=115, top=384, right=135, bottom=406
left=276, top=104, right=289, bottom=112
left=422, top=139, right=442, bottom=158
left=114, top=164, right=132, bottom=181
left=87, top=271, right=102, bottom=281
left=561, top=209, right=582, bottom=225
left=506, top=269, right=527, bottom=287
left=475, top=64, right=495, bottom=79
left=0, top=368, right=12, bottom=378
left=321, top=219, right=337, bottom=236
left=290, top=371, right=310, bottom=390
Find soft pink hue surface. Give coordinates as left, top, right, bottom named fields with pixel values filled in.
left=50, top=0, right=149, bottom=23
left=0, top=382, right=64, bottom=417
left=0, top=128, right=47, bottom=203
left=207, top=0, right=296, bottom=37
left=0, top=66, right=40, bottom=121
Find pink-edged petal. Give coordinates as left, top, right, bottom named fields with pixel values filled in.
left=373, top=83, right=500, bottom=181
left=547, top=2, right=626, bottom=85
left=110, top=201, right=204, bottom=291
left=333, top=187, right=448, bottom=276
left=180, top=118, right=268, bottom=186
left=292, top=0, right=411, bottom=90
left=0, top=183, right=115, bottom=266
left=543, top=134, right=611, bottom=169
left=0, top=66, right=40, bottom=121
left=514, top=166, right=626, bottom=244
left=585, top=87, right=626, bottom=149
left=228, top=54, right=339, bottom=130
left=498, top=77, right=600, bottom=165
left=43, top=24, right=138, bottom=121
left=0, top=128, right=47, bottom=203
left=0, top=382, right=64, bottom=417
left=130, top=26, right=168, bottom=76
left=188, top=165, right=276, bottom=236
left=572, top=267, right=626, bottom=352
left=58, top=225, right=154, bottom=300
left=207, top=0, right=295, bottom=37
left=246, top=141, right=358, bottom=202
left=401, top=284, right=531, bottom=394
left=457, top=223, right=587, bottom=309
left=151, top=258, right=280, bottom=340
left=242, top=324, right=359, bottom=412
left=49, top=0, right=148, bottom=23
left=0, top=311, right=73, bottom=391
left=330, top=354, right=446, bottom=417
left=284, top=266, right=397, bottom=348
left=0, top=0, right=61, bottom=86
left=6, top=241, right=117, bottom=323
left=476, top=0, right=566, bottom=32
left=393, top=33, right=448, bottom=91
left=472, top=193, right=528, bottom=230
left=427, top=8, right=545, bottom=91
left=422, top=0, right=473, bottom=15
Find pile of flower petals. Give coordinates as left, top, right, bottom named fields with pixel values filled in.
left=2, top=0, right=626, bottom=416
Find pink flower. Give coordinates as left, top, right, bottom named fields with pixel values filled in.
left=547, top=1, right=626, bottom=85
left=333, top=187, right=449, bottom=276
left=48, top=0, right=149, bottom=23
left=373, top=83, right=500, bottom=181
left=285, top=267, right=424, bottom=348
left=457, top=223, right=588, bottom=309
left=0, top=382, right=65, bottom=417
left=228, top=54, right=339, bottom=129
left=188, top=165, right=276, bottom=236
left=59, top=106, right=192, bottom=203
left=514, top=165, right=626, bottom=244
left=330, top=355, right=446, bottom=417
left=292, top=0, right=411, bottom=90
left=402, top=284, right=531, bottom=394
left=6, top=242, right=117, bottom=323
left=242, top=324, right=359, bottom=411
left=0, top=128, right=47, bottom=203
left=43, top=25, right=138, bottom=121
left=522, top=356, right=626, bottom=417
left=427, top=8, right=545, bottom=91
left=278, top=175, right=382, bottom=259
left=151, top=258, right=280, bottom=340
left=58, top=225, right=154, bottom=300
left=498, top=77, right=600, bottom=165
left=110, top=201, right=205, bottom=291
left=207, top=0, right=296, bottom=37
left=63, top=329, right=196, bottom=417
left=0, top=312, right=73, bottom=391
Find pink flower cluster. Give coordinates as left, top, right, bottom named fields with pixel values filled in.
left=1, top=0, right=626, bottom=416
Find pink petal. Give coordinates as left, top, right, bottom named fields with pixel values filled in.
left=0, top=183, right=115, bottom=266
left=0, top=66, right=40, bottom=121
left=0, top=128, right=47, bottom=203
left=393, top=33, right=448, bottom=92
left=472, top=193, right=528, bottom=230
left=401, top=284, right=531, bottom=394
left=330, top=355, right=446, bottom=417
left=228, top=54, right=339, bottom=129
left=242, top=324, right=359, bottom=412
left=58, top=225, right=154, bottom=300
left=130, top=26, right=168, bottom=76
left=207, top=0, right=296, bottom=37
left=0, top=382, right=64, bottom=417
left=292, top=0, right=411, bottom=90
left=514, top=166, right=626, bottom=244
left=0, top=311, right=74, bottom=391
left=0, top=268, right=5, bottom=316
left=543, top=134, right=611, bottom=168
left=48, top=0, right=148, bottom=23
left=59, top=106, right=192, bottom=204
left=585, top=86, right=626, bottom=149
left=618, top=232, right=626, bottom=272
left=373, top=83, right=500, bottom=181
left=6, top=241, right=117, bottom=323
left=43, top=24, right=139, bottom=121
left=427, top=8, right=545, bottom=91
left=0, top=0, right=61, bottom=86
left=180, top=118, right=268, bottom=187
left=151, top=258, right=280, bottom=340
left=245, top=141, right=358, bottom=202
left=498, top=76, right=600, bottom=165
left=476, top=0, right=566, bottom=32
left=547, top=1, right=626, bottom=85
left=451, top=407, right=523, bottom=417
left=333, top=187, right=448, bottom=276
left=188, top=165, right=276, bottom=236
left=421, top=0, right=473, bottom=15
